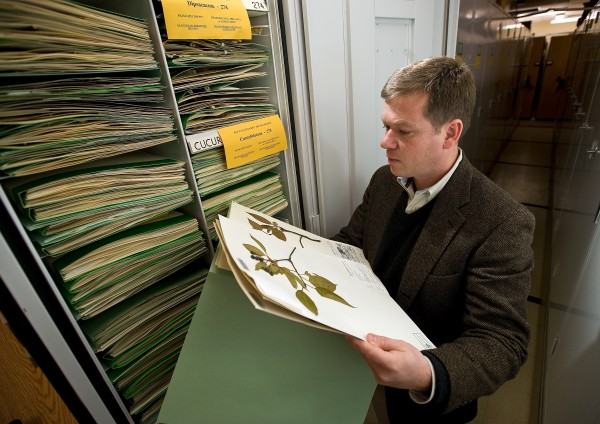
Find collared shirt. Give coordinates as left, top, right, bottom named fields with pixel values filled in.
left=397, top=148, right=463, bottom=214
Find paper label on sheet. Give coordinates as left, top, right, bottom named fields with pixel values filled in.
left=219, top=115, right=287, bottom=169
left=162, top=0, right=251, bottom=40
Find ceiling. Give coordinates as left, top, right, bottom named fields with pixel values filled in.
left=503, top=0, right=596, bottom=25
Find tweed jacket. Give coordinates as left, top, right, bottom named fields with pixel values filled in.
left=332, top=156, right=535, bottom=413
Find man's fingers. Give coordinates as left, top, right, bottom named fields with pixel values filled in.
left=366, top=333, right=410, bottom=352
left=346, top=333, right=408, bottom=354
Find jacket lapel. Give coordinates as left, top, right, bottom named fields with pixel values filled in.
left=394, top=158, right=473, bottom=309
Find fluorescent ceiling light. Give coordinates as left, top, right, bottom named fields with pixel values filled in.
left=550, top=15, right=580, bottom=24
left=516, top=10, right=557, bottom=23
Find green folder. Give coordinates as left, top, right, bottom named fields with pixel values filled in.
left=157, top=264, right=376, bottom=424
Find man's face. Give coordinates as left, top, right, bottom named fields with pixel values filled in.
left=379, top=92, right=450, bottom=188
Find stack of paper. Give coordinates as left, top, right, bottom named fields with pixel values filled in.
left=169, top=64, right=275, bottom=134
left=177, top=83, right=277, bottom=133
left=0, top=0, right=158, bottom=74
left=152, top=2, right=291, bottom=252
left=80, top=266, right=209, bottom=422
left=7, top=154, right=193, bottom=256
left=214, top=202, right=435, bottom=348
left=177, top=86, right=270, bottom=114
left=0, top=77, right=167, bottom=104
left=154, top=5, right=277, bottom=137
left=181, top=102, right=277, bottom=134
left=170, top=63, right=267, bottom=93
left=0, top=77, right=177, bottom=176
left=191, top=148, right=280, bottom=196
left=0, top=0, right=175, bottom=176
left=201, top=172, right=288, bottom=240
left=51, top=212, right=207, bottom=319
left=163, top=39, right=270, bottom=66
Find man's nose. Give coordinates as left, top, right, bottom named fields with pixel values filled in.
left=380, top=130, right=395, bottom=149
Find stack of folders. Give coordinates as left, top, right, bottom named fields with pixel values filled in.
left=152, top=1, right=289, bottom=243
left=0, top=0, right=176, bottom=176
left=4, top=157, right=207, bottom=422
left=192, top=147, right=281, bottom=196
left=178, top=84, right=277, bottom=134
left=51, top=211, right=206, bottom=320
left=80, top=267, right=209, bottom=423
left=0, top=75, right=177, bottom=176
left=202, top=172, right=288, bottom=241
left=0, top=2, right=210, bottom=423
left=152, top=1, right=277, bottom=136
left=165, top=40, right=277, bottom=134
left=0, top=0, right=159, bottom=74
left=191, top=148, right=287, bottom=240
left=7, top=153, right=194, bottom=256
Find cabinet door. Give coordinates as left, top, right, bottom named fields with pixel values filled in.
left=519, top=36, right=545, bottom=119
left=544, top=17, right=600, bottom=424
left=535, top=34, right=573, bottom=120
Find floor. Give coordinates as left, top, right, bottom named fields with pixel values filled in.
left=364, top=119, right=553, bottom=424
left=475, top=120, right=552, bottom=424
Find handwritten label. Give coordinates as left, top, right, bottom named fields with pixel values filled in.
left=219, top=115, right=287, bottom=169
left=162, top=0, right=251, bottom=40
left=187, top=129, right=223, bottom=153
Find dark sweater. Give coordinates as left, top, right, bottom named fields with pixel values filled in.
left=371, top=191, right=477, bottom=423
left=372, top=190, right=436, bottom=298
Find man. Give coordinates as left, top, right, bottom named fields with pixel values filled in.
left=333, top=57, right=535, bottom=423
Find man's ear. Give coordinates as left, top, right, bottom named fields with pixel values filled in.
left=443, top=119, right=463, bottom=149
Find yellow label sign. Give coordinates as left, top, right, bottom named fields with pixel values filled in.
left=162, top=0, right=251, bottom=40
left=219, top=115, right=287, bottom=169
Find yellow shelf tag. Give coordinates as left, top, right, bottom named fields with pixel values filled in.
left=162, top=0, right=252, bottom=40
left=219, top=115, right=287, bottom=169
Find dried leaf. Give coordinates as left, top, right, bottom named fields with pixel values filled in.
left=315, top=287, right=355, bottom=308
left=282, top=268, right=300, bottom=289
left=248, top=213, right=272, bottom=225
left=296, top=290, right=318, bottom=315
left=249, top=220, right=270, bottom=231
left=306, top=272, right=336, bottom=291
left=268, top=264, right=282, bottom=275
left=271, top=227, right=286, bottom=241
left=250, top=234, right=266, bottom=253
left=243, top=243, right=264, bottom=256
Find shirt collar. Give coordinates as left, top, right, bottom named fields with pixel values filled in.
left=397, top=148, right=463, bottom=202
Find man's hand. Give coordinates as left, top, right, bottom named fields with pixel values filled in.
left=346, top=333, right=432, bottom=393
